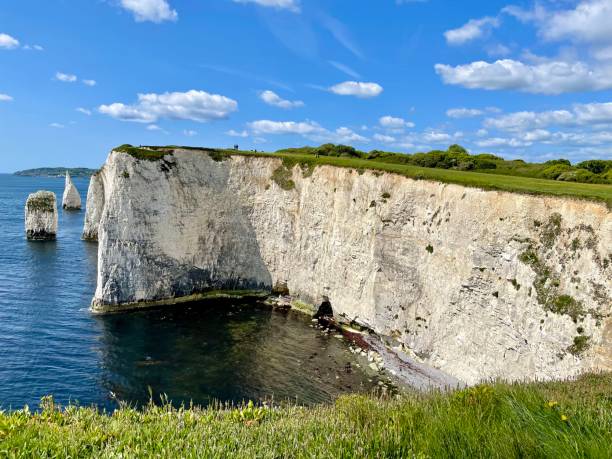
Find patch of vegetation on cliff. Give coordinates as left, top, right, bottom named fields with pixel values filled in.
left=26, top=192, right=55, bottom=212
left=271, top=164, right=296, bottom=191
left=1, top=373, right=610, bottom=457
left=114, top=144, right=175, bottom=161
left=567, top=335, right=591, bottom=356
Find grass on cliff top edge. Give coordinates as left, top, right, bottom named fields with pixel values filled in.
left=1, top=372, right=610, bottom=458
left=112, top=145, right=612, bottom=208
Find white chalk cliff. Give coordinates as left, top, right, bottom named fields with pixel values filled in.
left=85, top=148, right=611, bottom=384
left=62, top=172, right=81, bottom=210
left=25, top=190, right=58, bottom=240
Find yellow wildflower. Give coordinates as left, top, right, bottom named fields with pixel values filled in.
left=561, top=414, right=568, bottom=422
left=547, top=401, right=558, bottom=408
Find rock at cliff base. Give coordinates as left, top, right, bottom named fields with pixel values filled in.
left=25, top=191, right=58, bottom=240
left=62, top=171, right=81, bottom=210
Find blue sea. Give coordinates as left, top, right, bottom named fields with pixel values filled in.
left=0, top=173, right=380, bottom=410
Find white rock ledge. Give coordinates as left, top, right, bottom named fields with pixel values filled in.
left=25, top=190, right=58, bottom=240
left=84, top=148, right=612, bottom=384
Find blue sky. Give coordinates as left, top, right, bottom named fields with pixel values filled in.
left=1, top=0, right=612, bottom=171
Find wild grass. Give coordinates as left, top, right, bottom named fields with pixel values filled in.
left=113, top=145, right=612, bottom=207
left=1, top=373, right=610, bottom=458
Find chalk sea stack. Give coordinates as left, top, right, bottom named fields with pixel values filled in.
left=25, top=191, right=58, bottom=241
left=62, top=171, right=81, bottom=210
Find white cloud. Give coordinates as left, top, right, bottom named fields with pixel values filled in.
left=233, top=0, right=300, bottom=13
left=328, top=61, right=361, bottom=79
left=120, top=0, right=177, bottom=23
left=435, top=58, right=612, bottom=94
left=333, top=127, right=368, bottom=143
left=329, top=81, right=383, bottom=98
left=373, top=133, right=396, bottom=143
left=0, top=33, right=19, bottom=49
left=259, top=90, right=304, bottom=109
left=486, top=43, right=512, bottom=57
left=541, top=0, right=612, bottom=45
left=99, top=90, right=238, bottom=123
left=49, top=123, right=65, bottom=129
left=146, top=124, right=162, bottom=130
left=484, top=102, right=612, bottom=132
left=55, top=72, right=77, bottom=83
left=446, top=108, right=484, bottom=118
left=379, top=115, right=415, bottom=129
left=226, top=129, right=249, bottom=137
left=76, top=107, right=91, bottom=115
left=0, top=94, right=13, bottom=102
left=444, top=16, right=500, bottom=45
left=422, top=131, right=453, bottom=143
left=183, top=129, right=198, bottom=137
left=476, top=137, right=530, bottom=148
left=23, top=44, right=44, bottom=51
left=476, top=128, right=488, bottom=137
left=248, top=120, right=322, bottom=135
left=83, top=79, right=97, bottom=87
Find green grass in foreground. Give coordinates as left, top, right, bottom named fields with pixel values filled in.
left=113, top=145, right=612, bottom=208
left=1, top=373, right=611, bottom=458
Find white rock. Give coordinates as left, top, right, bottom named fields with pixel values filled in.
left=62, top=172, right=81, bottom=210
left=82, top=172, right=103, bottom=240
left=85, top=147, right=612, bottom=384
left=25, top=191, right=57, bottom=240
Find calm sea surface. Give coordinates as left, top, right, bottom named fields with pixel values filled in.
left=0, top=173, right=380, bottom=410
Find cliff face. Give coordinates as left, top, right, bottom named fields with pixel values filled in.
left=86, top=149, right=612, bottom=384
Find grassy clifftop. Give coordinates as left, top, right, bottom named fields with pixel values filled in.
left=1, top=373, right=610, bottom=457
left=112, top=145, right=612, bottom=208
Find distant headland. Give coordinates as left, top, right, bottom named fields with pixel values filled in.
left=14, top=167, right=98, bottom=178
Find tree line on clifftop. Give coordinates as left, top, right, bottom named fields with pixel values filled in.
left=277, top=144, right=612, bottom=185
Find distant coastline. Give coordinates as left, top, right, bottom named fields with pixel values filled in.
left=14, top=167, right=98, bottom=178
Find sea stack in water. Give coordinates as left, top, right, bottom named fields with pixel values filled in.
left=25, top=191, right=58, bottom=240
left=82, top=172, right=104, bottom=241
left=62, top=171, right=81, bottom=210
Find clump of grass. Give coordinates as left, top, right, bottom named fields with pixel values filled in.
left=26, top=191, right=56, bottom=212
left=381, top=192, right=391, bottom=199
left=122, top=170, right=130, bottom=178
left=426, top=244, right=434, bottom=254
left=114, top=144, right=175, bottom=161
left=271, top=165, right=296, bottom=191
left=567, top=335, right=590, bottom=356
left=549, top=295, right=585, bottom=322
left=541, top=213, right=563, bottom=249
left=1, top=374, right=610, bottom=457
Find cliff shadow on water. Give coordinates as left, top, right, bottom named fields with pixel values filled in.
left=93, top=298, right=385, bottom=408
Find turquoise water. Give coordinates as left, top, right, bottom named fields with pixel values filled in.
left=0, top=174, right=380, bottom=410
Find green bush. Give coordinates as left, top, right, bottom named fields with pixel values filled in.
left=557, top=169, right=598, bottom=183
left=541, top=164, right=573, bottom=180
left=545, top=159, right=571, bottom=167
left=576, top=160, right=611, bottom=175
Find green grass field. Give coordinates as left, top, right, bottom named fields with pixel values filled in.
left=1, top=373, right=610, bottom=458
left=114, top=145, right=612, bottom=208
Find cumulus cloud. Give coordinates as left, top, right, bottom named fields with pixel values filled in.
left=373, top=133, right=396, bottom=143
left=444, top=16, right=500, bottom=45
left=259, top=90, right=304, bottom=109
left=248, top=120, right=322, bottom=135
left=183, top=129, right=197, bottom=137
left=23, top=44, right=44, bottom=51
left=446, top=108, right=484, bottom=118
left=233, top=0, right=300, bottom=13
left=0, top=33, right=19, bottom=49
left=55, top=72, right=77, bottom=83
left=0, top=93, right=13, bottom=102
left=226, top=129, right=249, bottom=137
left=435, top=58, right=612, bottom=94
left=83, top=79, right=97, bottom=87
left=379, top=116, right=415, bottom=129
left=49, top=123, right=65, bottom=129
left=329, top=81, right=383, bottom=98
left=484, top=102, right=612, bottom=132
left=76, top=107, right=91, bottom=115
left=476, top=137, right=530, bottom=148
left=99, top=90, right=238, bottom=123
left=120, top=0, right=177, bottom=23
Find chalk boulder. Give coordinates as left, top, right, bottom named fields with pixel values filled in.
left=62, top=172, right=81, bottom=210
left=25, top=191, right=58, bottom=240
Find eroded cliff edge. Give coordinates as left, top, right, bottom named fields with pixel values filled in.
left=85, top=148, right=611, bottom=384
